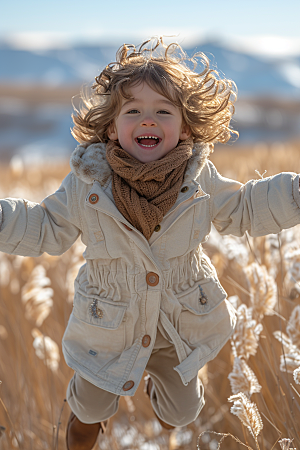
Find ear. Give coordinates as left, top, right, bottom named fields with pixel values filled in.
left=107, top=122, right=118, bottom=141
left=179, top=122, right=191, bottom=140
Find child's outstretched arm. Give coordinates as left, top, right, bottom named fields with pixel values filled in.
left=0, top=172, right=81, bottom=257
left=205, top=162, right=300, bottom=237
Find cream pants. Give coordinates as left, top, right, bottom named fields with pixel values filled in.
left=67, top=329, right=205, bottom=427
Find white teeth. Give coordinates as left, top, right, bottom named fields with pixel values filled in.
left=136, top=135, right=160, bottom=147
left=137, top=136, right=159, bottom=140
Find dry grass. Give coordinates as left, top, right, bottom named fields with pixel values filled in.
left=0, top=141, right=300, bottom=449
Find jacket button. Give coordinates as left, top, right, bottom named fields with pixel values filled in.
left=146, top=272, right=159, bottom=286
left=122, top=380, right=134, bottom=391
left=142, top=335, right=151, bottom=347
left=181, top=186, right=189, bottom=193
left=154, top=224, right=161, bottom=232
left=89, top=194, right=99, bottom=204
left=122, top=223, right=132, bottom=231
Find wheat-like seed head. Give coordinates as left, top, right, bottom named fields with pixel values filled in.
left=228, top=392, right=263, bottom=438
left=293, top=367, right=300, bottom=385
left=280, top=353, right=300, bottom=373
left=274, top=306, right=300, bottom=374
left=286, top=305, right=300, bottom=348
left=21, top=265, right=53, bottom=326
left=273, top=331, right=295, bottom=352
left=228, top=357, right=262, bottom=398
left=244, top=262, right=277, bottom=321
left=273, top=331, right=300, bottom=372
left=263, top=234, right=281, bottom=279
left=283, top=248, right=300, bottom=300
left=279, top=438, right=296, bottom=450
left=221, top=235, right=249, bottom=269
left=203, top=228, right=249, bottom=278
left=31, top=328, right=60, bottom=372
left=232, top=304, right=263, bottom=360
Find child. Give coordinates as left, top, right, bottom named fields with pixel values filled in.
left=1, top=38, right=300, bottom=450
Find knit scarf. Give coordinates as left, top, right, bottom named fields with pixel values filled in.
left=106, top=137, right=193, bottom=240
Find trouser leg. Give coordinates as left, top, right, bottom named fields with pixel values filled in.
left=67, top=372, right=120, bottom=424
left=146, top=330, right=205, bottom=427
left=66, top=330, right=204, bottom=427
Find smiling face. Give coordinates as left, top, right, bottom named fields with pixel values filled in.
left=107, top=83, right=191, bottom=163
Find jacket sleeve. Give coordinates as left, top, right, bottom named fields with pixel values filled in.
left=0, top=172, right=82, bottom=257
left=208, top=163, right=300, bottom=237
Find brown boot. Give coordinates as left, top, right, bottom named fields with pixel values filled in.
left=66, top=411, right=107, bottom=450
left=144, top=375, right=176, bottom=431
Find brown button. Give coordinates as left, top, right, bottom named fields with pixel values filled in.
left=142, top=335, right=151, bottom=347
left=154, top=224, right=161, bottom=232
left=122, top=380, right=134, bottom=391
left=146, top=272, right=159, bottom=286
left=181, top=186, right=189, bottom=193
left=122, top=223, right=132, bottom=231
left=89, top=194, right=99, bottom=204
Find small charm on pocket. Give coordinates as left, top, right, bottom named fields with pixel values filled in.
left=89, top=299, right=104, bottom=319
left=198, top=285, right=208, bottom=305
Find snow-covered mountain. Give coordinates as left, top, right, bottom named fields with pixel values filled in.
left=1, top=39, right=300, bottom=97
left=186, top=42, right=300, bottom=97
left=0, top=39, right=300, bottom=160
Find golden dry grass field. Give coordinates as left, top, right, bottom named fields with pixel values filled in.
left=0, top=141, right=300, bottom=450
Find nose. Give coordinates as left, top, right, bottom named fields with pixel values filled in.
left=141, top=116, right=157, bottom=127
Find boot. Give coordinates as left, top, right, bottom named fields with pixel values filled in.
left=144, top=375, right=176, bottom=430
left=66, top=411, right=107, bottom=450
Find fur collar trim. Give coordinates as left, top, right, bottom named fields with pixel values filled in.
left=70, top=141, right=212, bottom=186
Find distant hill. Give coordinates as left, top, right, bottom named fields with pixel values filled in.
left=0, top=40, right=300, bottom=159
left=185, top=42, right=300, bottom=98
left=1, top=40, right=300, bottom=97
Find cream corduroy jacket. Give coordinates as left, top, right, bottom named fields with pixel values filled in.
left=1, top=142, right=300, bottom=396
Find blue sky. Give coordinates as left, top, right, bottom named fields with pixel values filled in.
left=2, top=0, right=300, bottom=55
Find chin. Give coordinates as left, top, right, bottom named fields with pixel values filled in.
left=139, top=157, right=157, bottom=163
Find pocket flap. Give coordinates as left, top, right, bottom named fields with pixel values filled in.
left=73, top=292, right=127, bottom=329
left=177, top=277, right=227, bottom=315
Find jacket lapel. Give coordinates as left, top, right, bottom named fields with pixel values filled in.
left=86, top=181, right=158, bottom=262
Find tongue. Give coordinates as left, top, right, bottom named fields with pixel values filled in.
left=139, top=138, right=157, bottom=146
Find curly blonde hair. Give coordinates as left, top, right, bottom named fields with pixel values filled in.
left=72, top=37, right=238, bottom=146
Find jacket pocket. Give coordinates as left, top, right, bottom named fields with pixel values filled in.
left=177, top=278, right=236, bottom=348
left=177, top=277, right=227, bottom=315
left=63, top=292, right=128, bottom=374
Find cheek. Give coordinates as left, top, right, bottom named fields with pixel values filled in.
left=165, top=119, right=181, bottom=135
left=116, top=123, right=134, bottom=151
left=165, top=124, right=181, bottom=143
left=118, top=120, right=132, bottom=137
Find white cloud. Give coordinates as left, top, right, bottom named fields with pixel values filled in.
left=223, top=35, right=300, bottom=58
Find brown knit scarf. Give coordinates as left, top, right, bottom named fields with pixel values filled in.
left=106, top=137, right=193, bottom=240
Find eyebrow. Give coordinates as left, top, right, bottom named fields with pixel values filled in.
left=121, top=98, right=176, bottom=108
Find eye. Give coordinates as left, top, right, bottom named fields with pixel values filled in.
left=127, top=109, right=139, bottom=114
left=157, top=110, right=171, bottom=114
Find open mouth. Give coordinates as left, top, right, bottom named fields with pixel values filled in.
left=135, top=135, right=161, bottom=148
